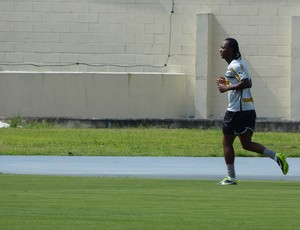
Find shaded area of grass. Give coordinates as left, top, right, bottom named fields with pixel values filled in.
left=0, top=127, right=299, bottom=157
left=0, top=175, right=299, bottom=230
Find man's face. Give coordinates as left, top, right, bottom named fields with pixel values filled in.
left=219, top=40, right=232, bottom=60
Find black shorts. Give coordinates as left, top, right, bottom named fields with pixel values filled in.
left=222, top=110, right=256, bottom=135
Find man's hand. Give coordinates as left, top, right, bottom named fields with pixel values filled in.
left=216, top=77, right=252, bottom=93
left=216, top=77, right=228, bottom=93
left=216, top=76, right=226, bottom=85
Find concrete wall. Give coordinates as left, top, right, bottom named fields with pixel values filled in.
left=0, top=0, right=192, bottom=74
left=195, top=13, right=212, bottom=119
left=0, top=72, right=194, bottom=119
left=0, top=0, right=300, bottom=120
left=291, top=16, right=300, bottom=121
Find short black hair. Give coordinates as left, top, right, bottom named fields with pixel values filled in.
left=225, top=38, right=242, bottom=59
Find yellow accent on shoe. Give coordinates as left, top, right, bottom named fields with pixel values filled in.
left=218, top=177, right=238, bottom=185
left=276, top=153, right=289, bottom=175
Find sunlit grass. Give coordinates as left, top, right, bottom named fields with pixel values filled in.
left=0, top=128, right=298, bottom=157
left=0, top=175, right=299, bottom=230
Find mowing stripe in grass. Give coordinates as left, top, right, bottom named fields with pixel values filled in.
left=0, top=174, right=299, bottom=230
left=0, top=128, right=299, bottom=157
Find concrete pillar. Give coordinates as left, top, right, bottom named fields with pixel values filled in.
left=291, top=16, right=300, bottom=121
left=195, top=13, right=212, bottom=119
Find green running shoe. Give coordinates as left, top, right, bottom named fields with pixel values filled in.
left=276, top=153, right=289, bottom=175
left=217, top=177, right=238, bottom=185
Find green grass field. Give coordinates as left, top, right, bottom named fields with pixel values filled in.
left=0, top=175, right=299, bottom=230
left=0, top=128, right=299, bottom=157
left=0, top=127, right=299, bottom=229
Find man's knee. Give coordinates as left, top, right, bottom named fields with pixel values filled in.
left=241, top=141, right=253, bottom=151
left=223, top=136, right=235, bottom=147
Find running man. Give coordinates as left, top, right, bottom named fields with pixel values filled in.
left=216, top=38, right=289, bottom=185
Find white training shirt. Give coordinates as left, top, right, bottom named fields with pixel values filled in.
left=225, top=58, right=255, bottom=112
